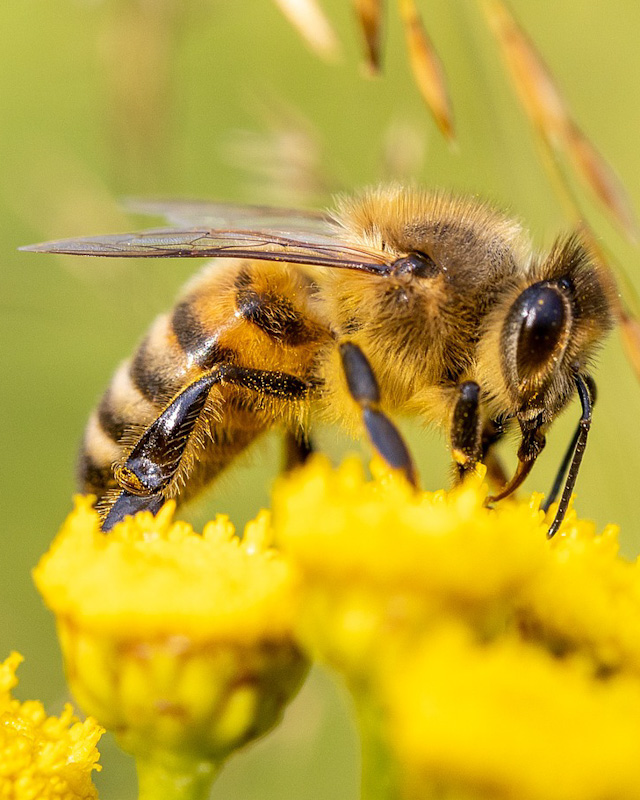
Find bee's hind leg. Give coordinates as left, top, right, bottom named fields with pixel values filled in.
left=338, top=341, right=417, bottom=486
left=103, top=365, right=311, bottom=531
left=101, top=490, right=165, bottom=532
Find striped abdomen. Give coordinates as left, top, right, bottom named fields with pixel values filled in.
left=78, top=259, right=331, bottom=513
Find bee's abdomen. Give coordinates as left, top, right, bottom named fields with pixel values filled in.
left=78, top=261, right=329, bottom=507
left=78, top=311, right=190, bottom=498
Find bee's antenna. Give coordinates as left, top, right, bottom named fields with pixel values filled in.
left=543, top=374, right=597, bottom=515
left=542, top=427, right=581, bottom=514
left=546, top=373, right=594, bottom=538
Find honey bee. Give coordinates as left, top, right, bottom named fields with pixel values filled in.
left=23, top=186, right=616, bottom=536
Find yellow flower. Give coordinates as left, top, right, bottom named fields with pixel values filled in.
left=520, top=511, right=640, bottom=675
left=273, top=456, right=640, bottom=800
left=386, top=625, right=640, bottom=800
left=34, top=497, right=307, bottom=790
left=274, top=456, right=547, bottom=670
left=0, top=652, right=103, bottom=800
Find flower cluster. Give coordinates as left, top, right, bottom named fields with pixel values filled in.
left=31, top=459, right=640, bottom=800
left=0, top=651, right=103, bottom=800
left=272, top=457, right=640, bottom=800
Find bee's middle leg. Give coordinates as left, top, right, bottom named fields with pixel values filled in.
left=338, top=340, right=417, bottom=486
left=103, top=365, right=311, bottom=531
left=283, top=431, right=314, bottom=471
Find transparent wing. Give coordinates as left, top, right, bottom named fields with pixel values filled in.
left=21, top=227, right=392, bottom=274
left=125, top=198, right=334, bottom=237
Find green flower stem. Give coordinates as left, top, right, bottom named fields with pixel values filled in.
left=136, top=752, right=222, bottom=800
left=356, top=692, right=401, bottom=800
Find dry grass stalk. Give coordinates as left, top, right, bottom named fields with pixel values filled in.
left=620, top=313, right=640, bottom=382
left=272, top=0, right=340, bottom=60
left=482, top=0, right=638, bottom=242
left=353, top=0, right=384, bottom=74
left=397, top=0, right=454, bottom=142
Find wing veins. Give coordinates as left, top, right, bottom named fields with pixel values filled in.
left=21, top=226, right=392, bottom=274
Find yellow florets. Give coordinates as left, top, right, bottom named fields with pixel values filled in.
left=274, top=457, right=547, bottom=670
left=521, top=514, right=640, bottom=674
left=34, top=497, right=297, bottom=643
left=274, top=457, right=549, bottom=598
left=34, top=459, right=640, bottom=800
left=274, top=456, right=640, bottom=674
left=387, top=626, right=640, bottom=800
left=0, top=652, right=103, bottom=800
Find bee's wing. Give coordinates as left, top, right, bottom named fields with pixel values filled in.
left=125, top=198, right=333, bottom=236
left=21, top=227, right=393, bottom=274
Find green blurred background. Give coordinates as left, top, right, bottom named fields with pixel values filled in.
left=3, top=1, right=640, bottom=797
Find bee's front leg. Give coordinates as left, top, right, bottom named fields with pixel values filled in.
left=338, top=341, right=418, bottom=486
left=480, top=417, right=509, bottom=488
left=544, top=372, right=594, bottom=538
left=489, top=415, right=548, bottom=504
left=102, top=365, right=311, bottom=531
left=450, top=385, right=511, bottom=488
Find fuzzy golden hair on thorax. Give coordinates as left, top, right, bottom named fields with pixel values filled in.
left=333, top=184, right=531, bottom=268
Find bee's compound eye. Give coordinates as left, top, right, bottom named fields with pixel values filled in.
left=510, top=283, right=570, bottom=381
left=392, top=252, right=438, bottom=278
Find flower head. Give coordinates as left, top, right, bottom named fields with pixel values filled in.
left=521, top=513, right=640, bottom=675
left=274, top=457, right=548, bottom=669
left=34, top=498, right=307, bottom=769
left=0, top=652, right=103, bottom=800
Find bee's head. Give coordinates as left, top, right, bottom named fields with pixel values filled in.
left=478, top=235, right=616, bottom=421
